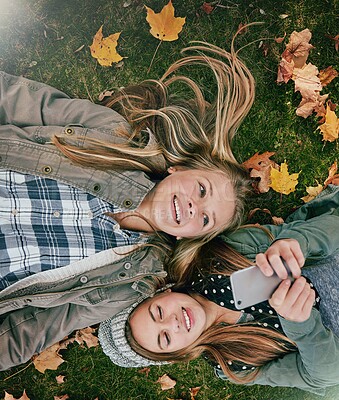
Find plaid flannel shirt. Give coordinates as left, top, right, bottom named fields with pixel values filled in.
left=0, top=169, right=143, bottom=289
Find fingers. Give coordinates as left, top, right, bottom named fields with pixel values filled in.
left=269, top=277, right=315, bottom=322
left=256, top=239, right=305, bottom=279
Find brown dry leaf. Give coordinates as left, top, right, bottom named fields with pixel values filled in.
left=324, top=161, right=339, bottom=187
left=237, top=22, right=248, bottom=35
left=317, top=103, right=339, bottom=142
left=53, top=396, right=69, bottom=400
left=32, top=343, right=65, bottom=373
left=75, top=327, right=99, bottom=348
left=156, top=374, right=177, bottom=390
left=319, top=66, right=338, bottom=87
left=296, top=92, right=328, bottom=119
left=56, top=375, right=66, bottom=384
left=90, top=25, right=124, bottom=67
left=301, top=184, right=324, bottom=203
left=201, top=2, right=214, bottom=14
left=4, top=391, right=30, bottom=400
left=293, top=63, right=322, bottom=99
left=58, top=336, right=76, bottom=351
left=242, top=151, right=276, bottom=171
left=277, top=49, right=294, bottom=83
left=270, top=162, right=300, bottom=195
left=190, top=386, right=201, bottom=400
left=138, top=367, right=151, bottom=377
left=145, top=0, right=186, bottom=42
left=327, top=33, right=339, bottom=52
left=250, top=165, right=273, bottom=193
left=286, top=28, right=314, bottom=68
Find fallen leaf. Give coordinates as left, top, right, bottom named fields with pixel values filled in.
left=201, top=2, right=214, bottom=14
left=317, top=103, right=339, bottom=142
left=237, top=22, right=248, bottom=35
left=286, top=28, right=314, bottom=68
left=296, top=93, right=328, bottom=119
left=145, top=0, right=186, bottom=42
left=156, top=374, right=176, bottom=390
left=53, top=396, right=69, bottom=400
left=277, top=49, right=294, bottom=83
left=293, top=63, right=322, bottom=99
left=326, top=33, right=339, bottom=52
left=4, top=391, right=30, bottom=400
left=279, top=14, right=289, bottom=19
left=90, top=25, right=124, bottom=67
left=75, top=327, right=99, bottom=348
left=56, top=375, right=66, bottom=384
left=319, top=66, right=338, bottom=87
left=270, top=162, right=300, bottom=195
left=301, top=184, right=324, bottom=203
left=324, top=161, right=339, bottom=187
left=275, top=32, right=286, bottom=43
left=190, top=386, right=201, bottom=400
left=138, top=367, right=151, bottom=377
left=242, top=151, right=275, bottom=171
left=32, top=343, right=65, bottom=373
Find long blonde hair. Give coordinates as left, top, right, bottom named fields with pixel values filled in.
left=52, top=40, right=254, bottom=252
left=127, top=231, right=297, bottom=383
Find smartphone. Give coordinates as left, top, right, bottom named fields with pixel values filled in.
left=230, top=265, right=294, bottom=310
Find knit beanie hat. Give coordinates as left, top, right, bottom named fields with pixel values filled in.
left=98, top=294, right=170, bottom=368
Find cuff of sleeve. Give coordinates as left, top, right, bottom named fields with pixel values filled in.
left=278, top=308, right=318, bottom=338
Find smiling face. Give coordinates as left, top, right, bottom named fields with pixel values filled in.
left=138, top=167, right=236, bottom=238
left=129, top=291, right=211, bottom=353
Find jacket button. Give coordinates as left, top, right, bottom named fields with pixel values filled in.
left=123, top=199, right=133, bottom=208
left=93, top=183, right=101, bottom=192
left=123, top=262, right=132, bottom=269
left=64, top=127, right=75, bottom=135
left=42, top=165, right=53, bottom=174
left=80, top=275, right=88, bottom=284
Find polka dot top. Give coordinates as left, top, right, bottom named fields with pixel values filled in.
left=190, top=271, right=320, bottom=373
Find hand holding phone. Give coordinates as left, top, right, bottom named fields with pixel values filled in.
left=230, top=264, right=294, bottom=310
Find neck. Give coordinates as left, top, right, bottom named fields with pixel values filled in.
left=191, top=293, right=242, bottom=327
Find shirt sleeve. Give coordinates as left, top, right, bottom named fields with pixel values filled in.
left=215, top=309, right=339, bottom=395
left=0, top=70, right=129, bottom=131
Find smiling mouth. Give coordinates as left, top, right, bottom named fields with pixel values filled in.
left=182, top=308, right=191, bottom=331
left=173, top=195, right=181, bottom=224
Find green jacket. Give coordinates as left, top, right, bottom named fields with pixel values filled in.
left=216, top=184, right=339, bottom=395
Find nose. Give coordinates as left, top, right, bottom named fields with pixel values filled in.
left=164, top=313, right=180, bottom=333
left=188, top=200, right=196, bottom=219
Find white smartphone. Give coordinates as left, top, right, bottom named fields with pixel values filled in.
left=230, top=265, right=294, bottom=310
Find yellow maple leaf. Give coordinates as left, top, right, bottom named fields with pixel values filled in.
left=301, top=183, right=323, bottom=203
left=317, top=103, right=339, bottom=142
left=145, top=0, right=186, bottom=42
left=90, top=25, right=124, bottom=67
left=269, top=162, right=300, bottom=195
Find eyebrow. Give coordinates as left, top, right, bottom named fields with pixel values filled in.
left=148, top=305, right=163, bottom=350
left=206, top=177, right=216, bottom=229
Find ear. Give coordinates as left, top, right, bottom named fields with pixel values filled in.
left=167, top=166, right=177, bottom=174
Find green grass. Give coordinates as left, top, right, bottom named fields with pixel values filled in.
left=0, top=0, right=339, bottom=399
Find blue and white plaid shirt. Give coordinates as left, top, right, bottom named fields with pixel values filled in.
left=0, top=169, right=143, bottom=290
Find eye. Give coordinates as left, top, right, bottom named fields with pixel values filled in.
left=203, top=214, right=209, bottom=227
left=157, top=306, right=163, bottom=320
left=164, top=332, right=170, bottom=347
left=199, top=182, right=206, bottom=198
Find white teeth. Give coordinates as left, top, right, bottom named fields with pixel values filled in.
left=174, top=196, right=181, bottom=224
left=182, top=308, right=191, bottom=331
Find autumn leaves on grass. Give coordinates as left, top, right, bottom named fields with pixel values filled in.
left=90, top=0, right=185, bottom=70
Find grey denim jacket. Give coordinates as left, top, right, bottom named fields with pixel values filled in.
left=0, top=70, right=166, bottom=210
left=0, top=245, right=166, bottom=370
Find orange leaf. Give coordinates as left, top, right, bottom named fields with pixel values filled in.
left=145, top=0, right=186, bottom=42
left=90, top=25, right=124, bottom=67
left=56, top=375, right=66, bottom=384
left=201, top=2, right=214, bottom=14
left=317, top=104, right=339, bottom=142
left=190, top=386, right=201, bottom=400
left=324, top=161, right=339, bottom=187
left=326, top=33, right=339, bottom=52
left=270, top=162, right=300, bottom=195
left=242, top=151, right=275, bottom=171
left=156, top=373, right=176, bottom=390
left=319, top=66, right=338, bottom=87
left=32, top=343, right=64, bottom=373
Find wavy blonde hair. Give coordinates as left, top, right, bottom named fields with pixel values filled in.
left=53, top=39, right=255, bottom=263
